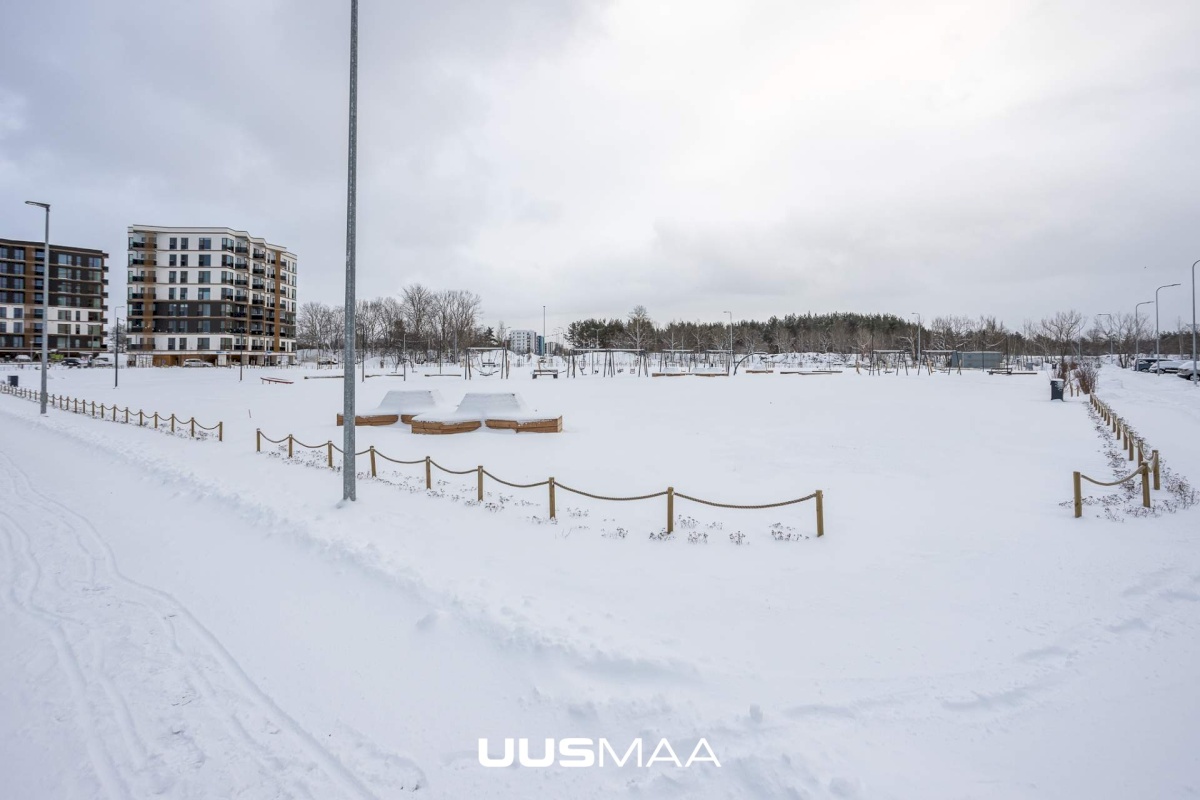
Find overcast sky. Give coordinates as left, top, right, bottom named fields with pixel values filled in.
left=3, top=0, right=1199, bottom=336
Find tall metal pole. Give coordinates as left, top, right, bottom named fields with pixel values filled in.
left=25, top=201, right=50, bottom=414
left=114, top=304, right=126, bottom=388
left=1155, top=283, right=1180, bottom=374
left=724, top=311, right=732, bottom=374
left=342, top=0, right=359, bottom=502
left=1097, top=313, right=1112, bottom=363
left=542, top=305, right=546, bottom=358
left=1134, top=300, right=1152, bottom=370
left=1191, top=259, right=1198, bottom=386
left=911, top=312, right=921, bottom=367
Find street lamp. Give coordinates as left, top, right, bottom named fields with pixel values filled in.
left=724, top=311, right=733, bottom=374
left=114, top=305, right=126, bottom=387
left=1134, top=300, right=1153, bottom=369
left=1155, top=283, right=1180, bottom=373
left=911, top=312, right=922, bottom=367
left=341, top=0, right=359, bottom=502
left=24, top=201, right=50, bottom=415
left=1191, top=259, right=1199, bottom=387
left=1097, top=313, right=1113, bottom=362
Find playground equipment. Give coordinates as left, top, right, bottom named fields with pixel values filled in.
left=569, top=349, right=649, bottom=377
left=465, top=347, right=510, bottom=379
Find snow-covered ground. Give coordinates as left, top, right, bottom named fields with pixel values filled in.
left=1, top=364, right=1197, bottom=798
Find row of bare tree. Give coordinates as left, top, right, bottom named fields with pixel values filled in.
left=297, top=285, right=483, bottom=366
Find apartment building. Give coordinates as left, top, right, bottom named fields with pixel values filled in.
left=126, top=226, right=297, bottom=366
left=0, top=237, right=109, bottom=360
left=509, top=329, right=538, bottom=354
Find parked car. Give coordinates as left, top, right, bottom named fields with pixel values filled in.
left=90, top=355, right=114, bottom=367
left=1151, top=359, right=1184, bottom=374
left=61, top=357, right=84, bottom=368
left=182, top=358, right=213, bottom=368
left=1174, top=360, right=1199, bottom=379
left=1135, top=357, right=1177, bottom=372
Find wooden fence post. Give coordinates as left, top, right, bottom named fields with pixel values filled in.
left=287, top=434, right=294, bottom=459
left=666, top=487, right=674, bottom=533
left=170, top=414, right=176, bottom=433
left=369, top=447, right=377, bottom=477
left=548, top=477, right=556, bottom=519
left=138, top=410, right=143, bottom=426
left=425, top=456, right=431, bottom=489
left=218, top=422, right=223, bottom=442
left=1141, top=464, right=1151, bottom=509
left=477, top=466, right=484, bottom=501
left=1152, top=450, right=1160, bottom=491
left=256, top=429, right=262, bottom=452
left=816, top=489, right=825, bottom=536
left=1128, top=433, right=1134, bottom=461
left=190, top=418, right=196, bottom=438
left=1080, top=470, right=1089, bottom=520
left=326, top=441, right=333, bottom=469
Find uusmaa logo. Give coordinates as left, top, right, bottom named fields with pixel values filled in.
left=478, top=737, right=721, bottom=768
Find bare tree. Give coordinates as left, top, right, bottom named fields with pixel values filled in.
left=626, top=305, right=654, bottom=351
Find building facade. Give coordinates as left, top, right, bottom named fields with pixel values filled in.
left=126, top=226, right=297, bottom=366
left=0, top=238, right=109, bottom=360
left=509, top=329, right=538, bottom=354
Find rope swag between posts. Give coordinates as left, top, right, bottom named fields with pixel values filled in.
left=256, top=428, right=825, bottom=537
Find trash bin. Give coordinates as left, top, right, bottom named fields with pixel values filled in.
left=6, top=375, right=16, bottom=388
left=1050, top=378, right=1064, bottom=401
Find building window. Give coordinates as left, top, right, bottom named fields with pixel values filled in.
left=198, top=255, right=211, bottom=267
left=168, top=288, right=176, bottom=300
left=179, top=271, right=188, bottom=284
left=180, top=288, right=188, bottom=300
left=169, top=237, right=177, bottom=250
left=198, top=271, right=210, bottom=283
left=180, top=238, right=189, bottom=250
left=197, top=337, right=210, bottom=350
left=198, top=237, right=212, bottom=250
left=169, top=255, right=177, bottom=267
left=198, top=288, right=210, bottom=300
left=180, top=255, right=188, bottom=267
left=167, top=338, right=175, bottom=350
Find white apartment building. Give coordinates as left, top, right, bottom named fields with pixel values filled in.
left=126, top=226, right=297, bottom=366
left=509, top=329, right=538, bottom=354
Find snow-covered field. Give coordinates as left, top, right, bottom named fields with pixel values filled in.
left=1, top=364, right=1198, bottom=798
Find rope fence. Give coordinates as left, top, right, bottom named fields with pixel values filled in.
left=1073, top=394, right=1159, bottom=517
left=0, top=383, right=223, bottom=442
left=256, top=428, right=825, bottom=536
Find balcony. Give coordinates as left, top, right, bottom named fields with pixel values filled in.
left=233, top=278, right=248, bottom=287
left=251, top=297, right=264, bottom=307
left=251, top=280, right=265, bottom=291
left=252, top=250, right=265, bottom=260
left=129, top=258, right=146, bottom=266
left=230, top=310, right=247, bottom=318
left=252, top=266, right=265, bottom=276
left=222, top=243, right=235, bottom=252
left=130, top=241, right=147, bottom=249
left=128, top=292, right=147, bottom=300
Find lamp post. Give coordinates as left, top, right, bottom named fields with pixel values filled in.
left=1191, top=259, right=1199, bottom=386
left=911, top=312, right=922, bottom=367
left=724, top=311, right=733, bottom=374
left=114, top=304, right=126, bottom=387
left=542, top=305, right=546, bottom=358
left=1155, top=283, right=1180, bottom=374
left=341, top=0, right=359, bottom=502
left=1097, top=313, right=1113, bottom=362
left=24, top=201, right=50, bottom=415
left=1134, top=300, right=1153, bottom=370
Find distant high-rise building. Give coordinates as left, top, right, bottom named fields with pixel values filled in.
left=0, top=237, right=109, bottom=360
left=126, top=226, right=297, bottom=366
left=509, top=329, right=538, bottom=354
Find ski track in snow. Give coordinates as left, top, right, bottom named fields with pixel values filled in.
left=0, top=449, right=420, bottom=799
